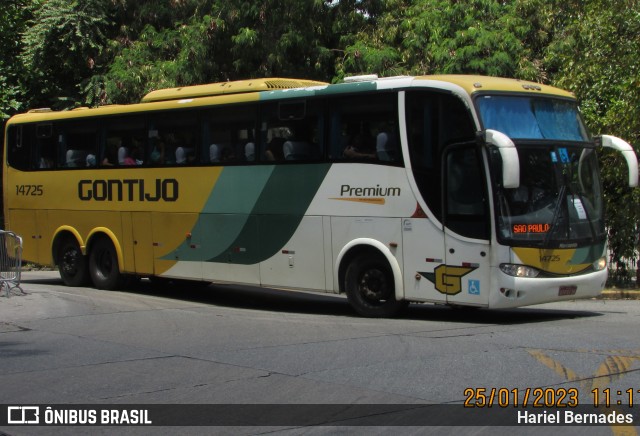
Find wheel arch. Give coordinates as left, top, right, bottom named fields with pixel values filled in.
left=86, top=228, right=125, bottom=274
left=51, top=227, right=124, bottom=273
left=52, top=226, right=86, bottom=265
left=335, top=238, right=404, bottom=301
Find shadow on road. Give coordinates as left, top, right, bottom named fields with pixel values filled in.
left=20, top=275, right=604, bottom=325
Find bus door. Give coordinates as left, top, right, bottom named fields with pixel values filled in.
left=441, top=144, right=491, bottom=306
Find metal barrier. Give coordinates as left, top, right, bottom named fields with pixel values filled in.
left=0, top=230, right=25, bottom=297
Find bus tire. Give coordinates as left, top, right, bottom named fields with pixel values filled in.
left=58, top=237, right=90, bottom=287
left=89, top=238, right=124, bottom=290
left=345, top=253, right=408, bottom=318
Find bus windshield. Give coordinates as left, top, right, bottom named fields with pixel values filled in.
left=477, top=94, right=604, bottom=247
left=476, top=95, right=590, bottom=141
left=492, top=145, right=605, bottom=247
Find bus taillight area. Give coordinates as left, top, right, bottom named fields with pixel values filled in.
left=489, top=265, right=608, bottom=309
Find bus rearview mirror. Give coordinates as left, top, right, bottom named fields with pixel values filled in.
left=482, top=129, right=520, bottom=189
left=597, top=135, right=639, bottom=188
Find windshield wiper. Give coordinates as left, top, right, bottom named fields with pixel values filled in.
left=543, top=184, right=566, bottom=247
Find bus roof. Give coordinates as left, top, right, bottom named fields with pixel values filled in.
left=7, top=75, right=575, bottom=125
left=141, top=78, right=328, bottom=102
left=416, top=75, right=575, bottom=99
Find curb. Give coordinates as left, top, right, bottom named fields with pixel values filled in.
left=598, top=290, right=640, bottom=300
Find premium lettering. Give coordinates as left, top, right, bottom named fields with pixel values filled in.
left=340, top=184, right=401, bottom=197
left=78, top=179, right=178, bottom=202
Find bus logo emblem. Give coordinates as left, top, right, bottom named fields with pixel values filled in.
left=419, top=264, right=477, bottom=295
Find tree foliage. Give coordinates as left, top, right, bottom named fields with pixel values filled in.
left=20, top=0, right=112, bottom=109
left=2, top=0, right=639, bottom=283
left=101, top=0, right=342, bottom=103
left=542, top=0, right=640, bottom=284
left=336, top=0, right=550, bottom=81
left=0, top=0, right=31, bottom=119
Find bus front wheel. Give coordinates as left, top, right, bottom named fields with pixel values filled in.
left=345, top=254, right=408, bottom=318
left=58, top=237, right=90, bottom=287
left=89, top=238, right=124, bottom=290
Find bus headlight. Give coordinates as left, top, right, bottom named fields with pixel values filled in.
left=500, top=264, right=540, bottom=278
left=592, top=257, right=607, bottom=271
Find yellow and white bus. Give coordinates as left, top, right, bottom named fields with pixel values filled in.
left=3, top=75, right=638, bottom=316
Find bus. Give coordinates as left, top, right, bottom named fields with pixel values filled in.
left=3, top=75, right=638, bottom=317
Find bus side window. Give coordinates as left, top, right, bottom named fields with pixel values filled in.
left=7, top=125, right=33, bottom=171
left=146, top=112, right=199, bottom=166
left=259, top=99, right=323, bottom=162
left=59, top=121, right=99, bottom=168
left=104, top=117, right=146, bottom=166
left=445, top=146, right=489, bottom=240
left=36, top=124, right=56, bottom=169
left=207, top=105, right=257, bottom=163
left=329, top=93, right=400, bottom=164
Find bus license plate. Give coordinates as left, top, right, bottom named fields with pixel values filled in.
left=558, top=286, right=577, bottom=296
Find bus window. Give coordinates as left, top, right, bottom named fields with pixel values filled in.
left=329, top=93, right=400, bottom=164
left=148, top=112, right=199, bottom=166
left=445, top=146, right=489, bottom=239
left=36, top=123, right=57, bottom=169
left=207, top=105, right=257, bottom=163
left=58, top=121, right=99, bottom=168
left=7, top=125, right=33, bottom=171
left=406, top=91, right=476, bottom=219
left=104, top=117, right=146, bottom=166
left=259, top=100, right=323, bottom=162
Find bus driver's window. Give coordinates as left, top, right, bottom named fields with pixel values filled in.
left=445, top=146, right=489, bottom=240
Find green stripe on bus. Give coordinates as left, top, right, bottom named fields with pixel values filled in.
left=569, top=242, right=606, bottom=265
left=162, top=166, right=274, bottom=261
left=207, top=163, right=331, bottom=264
left=163, top=163, right=330, bottom=264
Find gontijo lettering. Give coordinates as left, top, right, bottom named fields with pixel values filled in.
left=78, top=179, right=178, bottom=202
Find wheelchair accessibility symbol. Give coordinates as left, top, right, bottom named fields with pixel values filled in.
left=468, top=280, right=480, bottom=295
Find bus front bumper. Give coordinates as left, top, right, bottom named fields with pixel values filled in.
left=488, top=267, right=608, bottom=309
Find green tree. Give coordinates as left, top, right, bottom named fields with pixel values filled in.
left=544, top=0, right=640, bottom=285
left=0, top=0, right=31, bottom=119
left=336, top=0, right=547, bottom=81
left=20, top=0, right=112, bottom=109
left=101, top=0, right=345, bottom=103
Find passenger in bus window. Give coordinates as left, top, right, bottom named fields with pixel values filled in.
left=264, top=127, right=289, bottom=161
left=343, top=132, right=376, bottom=159
left=210, top=143, right=221, bottom=162
left=375, top=131, right=398, bottom=162
left=116, top=138, right=128, bottom=165
left=150, top=140, right=166, bottom=165
left=210, top=144, right=236, bottom=162
left=265, top=137, right=286, bottom=161
left=86, top=154, right=96, bottom=167
left=39, top=157, right=53, bottom=168
left=101, top=137, right=118, bottom=166
left=120, top=140, right=143, bottom=165
left=245, top=142, right=256, bottom=161
left=176, top=146, right=195, bottom=164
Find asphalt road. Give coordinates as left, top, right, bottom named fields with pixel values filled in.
left=1, top=271, right=640, bottom=435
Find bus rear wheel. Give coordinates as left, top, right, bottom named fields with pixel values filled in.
left=345, top=254, right=408, bottom=318
left=58, top=237, right=90, bottom=287
left=89, top=238, right=124, bottom=290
